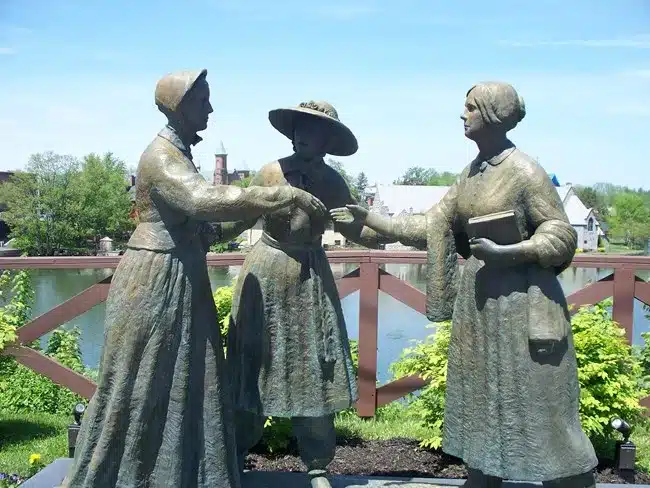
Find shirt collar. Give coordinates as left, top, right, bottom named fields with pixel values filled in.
left=473, top=141, right=517, bottom=170
left=158, top=125, right=202, bottom=161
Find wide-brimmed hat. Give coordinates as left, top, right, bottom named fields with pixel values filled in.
left=268, top=101, right=358, bottom=157
left=155, top=69, right=207, bottom=113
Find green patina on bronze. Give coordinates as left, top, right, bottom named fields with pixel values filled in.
left=61, top=70, right=327, bottom=488
left=225, top=100, right=389, bottom=488
left=331, top=82, right=598, bottom=488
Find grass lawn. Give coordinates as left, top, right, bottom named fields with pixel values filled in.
left=335, top=404, right=438, bottom=441
left=0, top=412, right=69, bottom=478
left=2, top=406, right=650, bottom=477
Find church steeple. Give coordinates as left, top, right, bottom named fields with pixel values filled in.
left=213, top=141, right=228, bottom=185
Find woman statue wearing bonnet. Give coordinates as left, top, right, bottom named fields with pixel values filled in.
left=331, top=82, right=598, bottom=487
left=61, top=70, right=326, bottom=488
left=226, top=101, right=388, bottom=488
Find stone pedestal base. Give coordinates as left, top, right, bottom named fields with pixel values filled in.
left=18, top=459, right=646, bottom=488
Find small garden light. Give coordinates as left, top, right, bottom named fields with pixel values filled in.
left=611, top=417, right=636, bottom=482
left=69, top=403, right=86, bottom=458
left=73, top=402, right=86, bottom=425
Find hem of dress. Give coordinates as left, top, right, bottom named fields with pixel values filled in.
left=442, top=446, right=598, bottom=482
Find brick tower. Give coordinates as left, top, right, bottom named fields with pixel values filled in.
left=213, top=141, right=228, bottom=185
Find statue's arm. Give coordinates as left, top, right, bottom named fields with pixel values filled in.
left=480, top=162, right=577, bottom=270
left=520, top=164, right=577, bottom=272
left=361, top=212, right=427, bottom=250
left=152, top=159, right=295, bottom=222
left=330, top=172, right=428, bottom=249
left=201, top=172, right=267, bottom=244
left=363, top=181, right=461, bottom=251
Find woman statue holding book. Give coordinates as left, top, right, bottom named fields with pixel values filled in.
left=62, top=70, right=327, bottom=488
left=331, top=82, right=598, bottom=487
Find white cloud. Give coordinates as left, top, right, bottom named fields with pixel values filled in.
left=207, top=0, right=379, bottom=20
left=0, top=69, right=648, bottom=188
left=0, top=47, right=15, bottom=55
left=620, top=69, right=650, bottom=80
left=306, top=3, right=378, bottom=21
left=499, top=34, right=650, bottom=49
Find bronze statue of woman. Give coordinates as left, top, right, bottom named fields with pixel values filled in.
left=331, top=82, right=598, bottom=488
left=226, top=101, right=385, bottom=488
left=62, top=70, right=326, bottom=488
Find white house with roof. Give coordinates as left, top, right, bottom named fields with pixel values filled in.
left=555, top=184, right=602, bottom=251
left=366, top=181, right=602, bottom=251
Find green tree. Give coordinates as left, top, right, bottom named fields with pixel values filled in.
left=232, top=172, right=255, bottom=188
left=394, top=167, right=432, bottom=186
left=355, top=171, right=368, bottom=197
left=326, top=158, right=360, bottom=201
left=71, top=152, right=135, bottom=250
left=0, top=152, right=83, bottom=255
left=609, top=192, right=650, bottom=248
left=574, top=186, right=608, bottom=218
left=394, top=167, right=457, bottom=186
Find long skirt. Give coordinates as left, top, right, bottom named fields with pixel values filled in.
left=442, top=256, right=598, bottom=481
left=227, top=233, right=357, bottom=418
left=62, top=245, right=240, bottom=488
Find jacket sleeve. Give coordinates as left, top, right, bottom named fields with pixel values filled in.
left=521, top=163, right=577, bottom=273
left=150, top=154, right=295, bottom=222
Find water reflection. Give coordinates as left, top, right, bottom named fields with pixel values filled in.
left=26, top=263, right=650, bottom=385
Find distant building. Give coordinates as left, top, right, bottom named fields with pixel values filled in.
left=238, top=220, right=347, bottom=249
left=213, top=141, right=251, bottom=185
left=366, top=180, right=602, bottom=251
left=556, top=183, right=603, bottom=251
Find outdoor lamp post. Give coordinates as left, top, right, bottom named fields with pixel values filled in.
left=611, top=417, right=636, bottom=482
left=68, top=403, right=86, bottom=458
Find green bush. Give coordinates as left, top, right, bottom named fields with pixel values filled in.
left=0, top=270, right=33, bottom=353
left=573, top=300, right=646, bottom=439
left=390, top=301, right=647, bottom=452
left=0, top=327, right=92, bottom=415
left=213, top=283, right=234, bottom=340
left=0, top=269, right=93, bottom=415
left=389, top=321, right=451, bottom=449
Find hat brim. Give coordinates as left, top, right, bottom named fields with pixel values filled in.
left=268, top=107, right=358, bottom=157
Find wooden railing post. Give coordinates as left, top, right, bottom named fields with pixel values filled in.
left=357, top=261, right=379, bottom=417
left=613, top=268, right=636, bottom=344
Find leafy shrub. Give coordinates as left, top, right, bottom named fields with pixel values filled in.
left=0, top=269, right=93, bottom=415
left=572, top=300, right=646, bottom=440
left=389, top=321, right=451, bottom=449
left=0, top=328, right=91, bottom=415
left=390, top=302, right=647, bottom=452
left=213, top=283, right=234, bottom=340
left=0, top=270, right=33, bottom=353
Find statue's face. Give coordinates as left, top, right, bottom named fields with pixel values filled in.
left=181, top=77, right=213, bottom=133
left=293, top=117, right=327, bottom=158
left=461, top=93, right=486, bottom=141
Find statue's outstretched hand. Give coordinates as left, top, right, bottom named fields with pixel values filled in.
left=330, top=204, right=368, bottom=225
left=292, top=188, right=328, bottom=219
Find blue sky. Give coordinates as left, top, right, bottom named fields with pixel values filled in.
left=1, top=0, right=649, bottom=188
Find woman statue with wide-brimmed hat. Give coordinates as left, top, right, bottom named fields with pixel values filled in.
left=331, top=82, right=598, bottom=488
left=61, top=70, right=327, bottom=488
left=226, top=101, right=387, bottom=488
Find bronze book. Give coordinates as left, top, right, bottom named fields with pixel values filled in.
left=466, top=210, right=523, bottom=246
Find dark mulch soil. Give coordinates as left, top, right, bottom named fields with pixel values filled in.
left=246, top=438, right=650, bottom=485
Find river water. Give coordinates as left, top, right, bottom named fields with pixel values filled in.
left=29, top=263, right=650, bottom=385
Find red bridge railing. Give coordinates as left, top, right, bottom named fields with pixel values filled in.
left=1, top=252, right=649, bottom=416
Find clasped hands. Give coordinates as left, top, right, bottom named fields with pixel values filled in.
left=292, top=193, right=367, bottom=224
